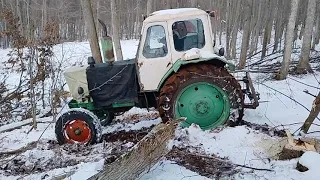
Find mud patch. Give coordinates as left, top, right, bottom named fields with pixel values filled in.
left=103, top=126, right=154, bottom=143
left=241, top=120, right=286, bottom=137
left=166, top=147, right=237, bottom=179
left=278, top=148, right=304, bottom=160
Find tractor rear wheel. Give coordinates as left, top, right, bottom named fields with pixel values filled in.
left=158, top=64, right=244, bottom=130
left=55, top=108, right=102, bottom=145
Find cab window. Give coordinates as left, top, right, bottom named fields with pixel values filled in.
left=172, top=19, right=205, bottom=52
left=143, top=25, right=168, bottom=58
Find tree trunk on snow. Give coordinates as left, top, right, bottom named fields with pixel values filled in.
left=295, top=0, right=317, bottom=74
left=238, top=0, right=252, bottom=69
left=147, top=0, right=153, bottom=15
left=276, top=0, right=299, bottom=80
left=88, top=118, right=185, bottom=180
left=111, top=0, right=123, bottom=61
left=80, top=0, right=102, bottom=63
left=301, top=92, right=320, bottom=133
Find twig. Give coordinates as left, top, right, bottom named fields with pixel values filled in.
left=288, top=77, right=320, bottom=90
left=303, top=90, right=317, bottom=97
left=234, top=164, right=273, bottom=172
left=306, top=131, right=320, bottom=134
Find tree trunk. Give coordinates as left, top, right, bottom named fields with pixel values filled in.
left=88, top=118, right=184, bottom=180
left=134, top=0, right=142, bottom=39
left=80, top=0, right=102, bottom=63
left=29, top=48, right=37, bottom=130
left=312, top=14, right=320, bottom=49
left=111, top=0, right=123, bottom=61
left=191, top=0, right=197, bottom=7
left=41, top=0, right=47, bottom=37
left=262, top=0, right=274, bottom=59
left=301, top=92, right=320, bottom=133
left=295, top=0, right=317, bottom=74
left=276, top=0, right=299, bottom=80
left=238, top=0, right=252, bottom=69
left=147, top=0, right=153, bottom=15
left=230, top=0, right=241, bottom=59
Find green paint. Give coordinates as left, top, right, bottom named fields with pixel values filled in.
left=112, top=102, right=135, bottom=108
left=68, top=99, right=96, bottom=111
left=157, top=58, right=235, bottom=91
left=174, top=82, right=230, bottom=130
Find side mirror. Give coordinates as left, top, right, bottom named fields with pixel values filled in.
left=219, top=48, right=224, bottom=56
left=206, top=10, right=216, bottom=17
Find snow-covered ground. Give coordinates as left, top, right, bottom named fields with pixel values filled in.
left=0, top=38, right=320, bottom=180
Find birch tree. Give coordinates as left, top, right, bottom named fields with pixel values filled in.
left=276, top=0, right=299, bottom=80
left=295, top=0, right=317, bottom=74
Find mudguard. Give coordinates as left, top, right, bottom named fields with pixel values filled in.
left=157, top=57, right=236, bottom=91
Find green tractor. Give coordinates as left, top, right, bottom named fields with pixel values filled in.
left=55, top=8, right=259, bottom=145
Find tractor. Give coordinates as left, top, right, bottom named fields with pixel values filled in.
left=55, top=8, right=260, bottom=145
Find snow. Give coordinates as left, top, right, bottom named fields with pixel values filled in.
left=103, top=118, right=161, bottom=134
left=151, top=8, right=200, bottom=16
left=139, top=160, right=211, bottom=180
left=0, top=120, right=55, bottom=152
left=299, top=151, right=320, bottom=170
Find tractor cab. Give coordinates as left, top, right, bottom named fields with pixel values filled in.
left=136, top=8, right=225, bottom=91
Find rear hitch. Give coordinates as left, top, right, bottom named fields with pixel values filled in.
left=240, top=72, right=260, bottom=109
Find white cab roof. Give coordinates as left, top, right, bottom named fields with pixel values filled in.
left=144, top=8, right=207, bottom=23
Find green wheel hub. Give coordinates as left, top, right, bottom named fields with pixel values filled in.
left=175, top=82, right=230, bottom=130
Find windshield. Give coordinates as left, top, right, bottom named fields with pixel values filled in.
left=172, top=18, right=205, bottom=52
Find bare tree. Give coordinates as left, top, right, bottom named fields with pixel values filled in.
left=147, top=0, right=153, bottom=15
left=80, top=0, right=102, bottom=63
left=276, top=0, right=299, bottom=80
left=191, top=0, right=197, bottom=7
left=111, top=0, right=123, bottom=61
left=238, top=0, right=252, bottom=69
left=295, top=0, right=317, bottom=74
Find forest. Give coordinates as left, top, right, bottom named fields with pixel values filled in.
left=0, top=0, right=320, bottom=179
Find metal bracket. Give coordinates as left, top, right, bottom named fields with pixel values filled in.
left=241, top=72, right=260, bottom=109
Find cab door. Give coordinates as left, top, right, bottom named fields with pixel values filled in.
left=137, top=21, right=172, bottom=91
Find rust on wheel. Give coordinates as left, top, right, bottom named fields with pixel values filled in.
left=63, top=120, right=92, bottom=144
left=158, top=63, right=244, bottom=129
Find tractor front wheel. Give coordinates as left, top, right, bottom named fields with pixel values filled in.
left=55, top=108, right=102, bottom=145
left=158, top=64, right=244, bottom=130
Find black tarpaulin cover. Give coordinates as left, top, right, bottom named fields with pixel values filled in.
left=86, top=59, right=138, bottom=108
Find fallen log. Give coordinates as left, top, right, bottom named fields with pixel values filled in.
left=88, top=117, right=185, bottom=180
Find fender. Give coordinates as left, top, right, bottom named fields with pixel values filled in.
left=156, top=57, right=236, bottom=91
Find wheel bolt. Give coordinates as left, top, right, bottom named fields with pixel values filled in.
left=74, top=128, right=81, bottom=135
